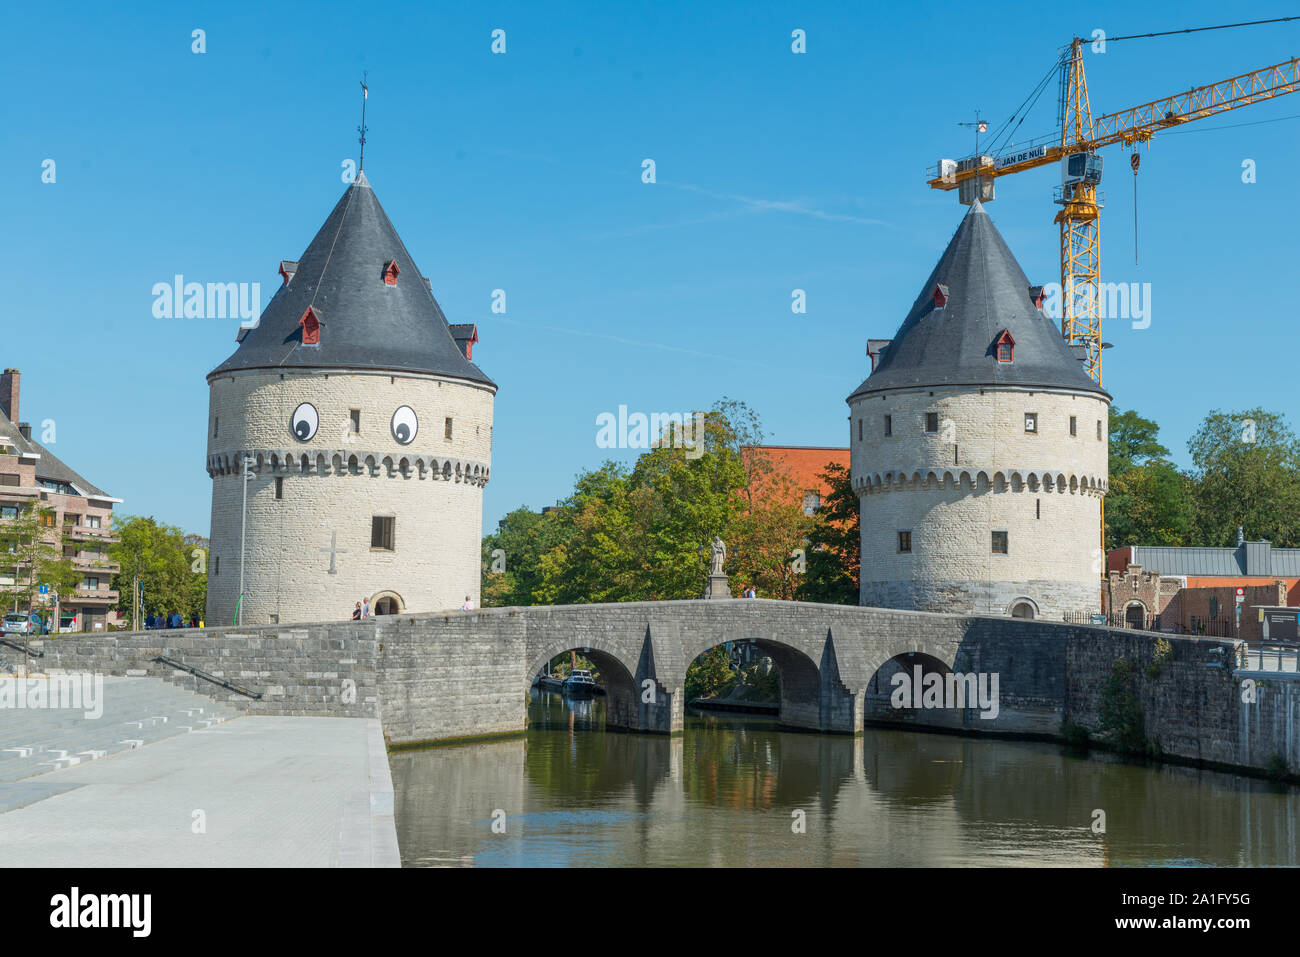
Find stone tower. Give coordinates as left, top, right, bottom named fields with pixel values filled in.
left=205, top=172, right=495, bottom=626
left=847, top=201, right=1109, bottom=619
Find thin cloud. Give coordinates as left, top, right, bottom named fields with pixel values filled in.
left=663, top=181, right=892, bottom=226
left=489, top=316, right=777, bottom=368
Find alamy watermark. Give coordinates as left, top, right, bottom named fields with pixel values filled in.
left=595, top=406, right=705, bottom=459
left=152, top=275, right=261, bottom=328
left=0, top=674, right=104, bottom=719
left=890, top=666, right=1000, bottom=720
left=1035, top=281, right=1152, bottom=329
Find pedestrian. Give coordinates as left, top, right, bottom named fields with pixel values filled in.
left=145, top=614, right=154, bottom=630
left=362, top=598, right=370, bottom=619
left=460, top=595, right=475, bottom=611
left=351, top=601, right=362, bottom=621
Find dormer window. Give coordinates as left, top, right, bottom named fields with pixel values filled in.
left=299, top=306, right=322, bottom=345
left=1028, top=285, right=1046, bottom=310
left=278, top=260, right=299, bottom=285
left=933, top=284, right=949, bottom=309
left=382, top=260, right=401, bottom=286
left=994, top=329, right=1015, bottom=363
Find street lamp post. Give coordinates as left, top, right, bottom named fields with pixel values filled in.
left=237, top=455, right=255, bottom=626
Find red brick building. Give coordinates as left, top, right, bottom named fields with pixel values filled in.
left=742, top=446, right=849, bottom=515
left=1106, top=536, right=1300, bottom=640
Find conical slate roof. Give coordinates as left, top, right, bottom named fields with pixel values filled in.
left=848, top=201, right=1108, bottom=401
left=209, top=172, right=495, bottom=388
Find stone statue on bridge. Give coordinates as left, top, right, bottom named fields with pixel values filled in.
left=709, top=536, right=727, bottom=575
left=703, top=535, right=731, bottom=599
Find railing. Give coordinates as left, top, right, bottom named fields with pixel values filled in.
left=1237, top=643, right=1300, bottom=674
left=153, top=655, right=262, bottom=699
left=1060, top=611, right=1234, bottom=636
left=67, top=527, right=118, bottom=542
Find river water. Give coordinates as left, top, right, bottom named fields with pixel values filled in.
left=390, top=689, right=1300, bottom=867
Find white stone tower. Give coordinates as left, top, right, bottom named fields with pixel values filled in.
left=205, top=172, right=495, bottom=626
left=847, top=202, right=1109, bottom=619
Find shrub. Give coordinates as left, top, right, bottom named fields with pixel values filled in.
left=1097, top=658, right=1150, bottom=754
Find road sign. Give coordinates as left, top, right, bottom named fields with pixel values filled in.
left=1235, top=587, right=1245, bottom=596
left=1236, top=595, right=1245, bottom=604
left=38, top=585, right=48, bottom=594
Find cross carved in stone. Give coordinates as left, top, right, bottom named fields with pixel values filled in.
left=319, top=530, right=348, bottom=575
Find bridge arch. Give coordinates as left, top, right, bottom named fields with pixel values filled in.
left=524, top=639, right=642, bottom=732
left=679, top=630, right=845, bottom=734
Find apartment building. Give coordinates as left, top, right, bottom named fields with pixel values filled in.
left=0, top=368, right=121, bottom=631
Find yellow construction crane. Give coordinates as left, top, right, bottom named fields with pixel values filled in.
left=927, top=39, right=1300, bottom=387
left=926, top=31, right=1298, bottom=585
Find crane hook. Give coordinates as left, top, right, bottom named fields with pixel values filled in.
left=1131, top=152, right=1141, bottom=265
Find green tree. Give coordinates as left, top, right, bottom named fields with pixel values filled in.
left=1104, top=407, right=1197, bottom=551
left=532, top=402, right=752, bottom=604
left=109, top=516, right=207, bottom=626
left=0, top=504, right=81, bottom=669
left=1109, top=407, right=1169, bottom=475
left=1188, top=408, right=1300, bottom=547
left=684, top=647, right=737, bottom=701
left=796, top=462, right=860, bottom=604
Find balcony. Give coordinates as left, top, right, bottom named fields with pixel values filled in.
left=68, top=526, right=119, bottom=543
left=71, top=588, right=119, bottom=605
left=72, top=557, right=121, bottom=575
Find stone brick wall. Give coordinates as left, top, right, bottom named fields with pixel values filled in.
left=205, top=368, right=494, bottom=626
left=849, top=386, right=1108, bottom=617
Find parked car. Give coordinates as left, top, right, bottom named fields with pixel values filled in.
left=2, top=612, right=46, bottom=636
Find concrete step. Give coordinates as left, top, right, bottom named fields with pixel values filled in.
left=0, top=676, right=240, bottom=784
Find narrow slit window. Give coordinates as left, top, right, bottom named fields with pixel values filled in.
left=898, top=530, right=912, bottom=553
left=445, top=417, right=453, bottom=440
left=1069, top=415, right=1077, bottom=436
left=275, top=476, right=283, bottom=500
left=884, top=415, right=892, bottom=437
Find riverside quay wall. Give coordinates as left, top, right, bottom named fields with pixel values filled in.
left=28, top=598, right=1300, bottom=776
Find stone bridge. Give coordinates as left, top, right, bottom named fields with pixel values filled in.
left=33, top=597, right=1300, bottom=779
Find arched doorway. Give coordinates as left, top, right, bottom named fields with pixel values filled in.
left=372, top=592, right=403, bottom=615
left=1010, top=600, right=1036, bottom=620
left=1125, top=602, right=1147, bottom=630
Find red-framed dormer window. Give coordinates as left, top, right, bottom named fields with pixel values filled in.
left=382, top=260, right=401, bottom=286
left=1028, top=284, right=1046, bottom=309
left=300, top=306, right=322, bottom=345
left=933, top=283, right=949, bottom=308
left=994, top=329, right=1015, bottom=363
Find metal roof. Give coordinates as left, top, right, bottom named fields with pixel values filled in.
left=848, top=201, right=1110, bottom=402
left=209, top=172, right=495, bottom=388
left=1132, top=543, right=1300, bottom=578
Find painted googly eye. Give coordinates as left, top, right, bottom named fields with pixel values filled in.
left=291, top=402, right=319, bottom=441
left=391, top=405, right=418, bottom=445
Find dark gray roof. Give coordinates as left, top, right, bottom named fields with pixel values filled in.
left=209, top=172, right=495, bottom=388
left=848, top=201, right=1109, bottom=401
left=0, top=408, right=112, bottom=499
left=1130, top=543, right=1300, bottom=578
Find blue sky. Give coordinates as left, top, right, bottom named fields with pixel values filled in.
left=3, top=1, right=1297, bottom=535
